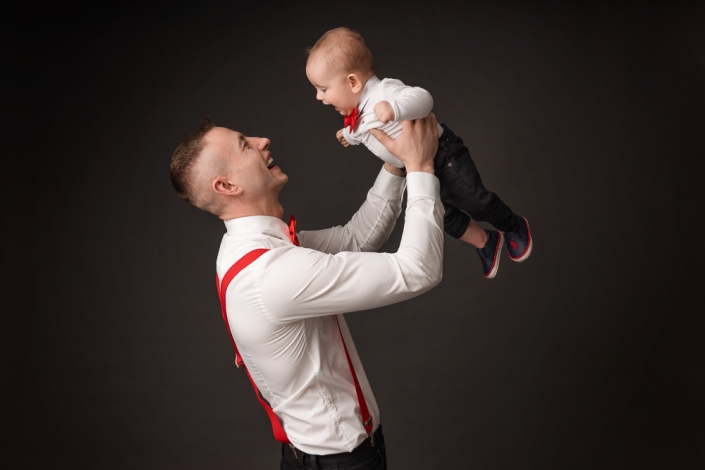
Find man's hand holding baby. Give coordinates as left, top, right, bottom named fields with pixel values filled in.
left=373, top=101, right=395, bottom=124
left=371, top=113, right=438, bottom=174
left=336, top=129, right=350, bottom=147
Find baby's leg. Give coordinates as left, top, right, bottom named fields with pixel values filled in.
left=443, top=203, right=503, bottom=279
left=436, top=124, right=530, bottom=278
left=440, top=156, right=518, bottom=233
left=435, top=126, right=519, bottom=232
left=443, top=203, right=487, bottom=248
left=459, top=220, right=489, bottom=248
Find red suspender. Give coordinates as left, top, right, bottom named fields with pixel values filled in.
left=216, top=248, right=290, bottom=444
left=333, top=316, right=373, bottom=434
left=216, top=248, right=373, bottom=444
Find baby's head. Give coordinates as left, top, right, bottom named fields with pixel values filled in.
left=306, top=27, right=374, bottom=117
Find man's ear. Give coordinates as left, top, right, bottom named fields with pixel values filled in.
left=212, top=177, right=242, bottom=196
left=347, top=73, right=364, bottom=94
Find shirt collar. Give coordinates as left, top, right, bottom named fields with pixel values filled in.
left=357, top=75, right=380, bottom=113
left=223, top=215, right=291, bottom=242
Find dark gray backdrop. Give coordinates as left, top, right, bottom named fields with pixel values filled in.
left=4, top=1, right=704, bottom=468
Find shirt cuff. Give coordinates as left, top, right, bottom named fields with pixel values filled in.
left=343, top=127, right=356, bottom=145
left=405, top=171, right=440, bottom=201
left=372, top=165, right=407, bottom=200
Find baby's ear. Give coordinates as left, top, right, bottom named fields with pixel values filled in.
left=347, top=73, right=364, bottom=94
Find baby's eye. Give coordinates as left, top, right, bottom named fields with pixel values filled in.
left=320, top=89, right=326, bottom=93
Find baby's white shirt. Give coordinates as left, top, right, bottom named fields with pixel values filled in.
left=342, top=75, right=444, bottom=168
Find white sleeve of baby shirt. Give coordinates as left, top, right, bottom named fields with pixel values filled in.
left=380, top=79, right=435, bottom=122
left=342, top=126, right=360, bottom=146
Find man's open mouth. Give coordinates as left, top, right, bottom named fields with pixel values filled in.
left=267, top=156, right=275, bottom=169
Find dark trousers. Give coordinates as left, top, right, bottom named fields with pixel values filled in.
left=435, top=124, right=519, bottom=238
left=280, top=425, right=387, bottom=470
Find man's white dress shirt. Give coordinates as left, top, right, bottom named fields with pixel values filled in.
left=216, top=168, right=444, bottom=455
left=342, top=75, right=445, bottom=169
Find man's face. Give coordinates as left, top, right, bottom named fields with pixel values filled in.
left=205, top=127, right=288, bottom=201
left=306, top=58, right=359, bottom=116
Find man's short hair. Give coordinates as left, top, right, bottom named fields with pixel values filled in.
left=307, top=27, right=374, bottom=76
left=170, top=116, right=218, bottom=212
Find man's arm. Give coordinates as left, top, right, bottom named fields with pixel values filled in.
left=297, top=164, right=406, bottom=254
left=253, top=115, right=443, bottom=322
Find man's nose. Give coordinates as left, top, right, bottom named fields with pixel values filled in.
left=257, top=137, right=270, bottom=150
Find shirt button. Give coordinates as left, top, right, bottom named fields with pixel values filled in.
left=448, top=163, right=453, bottom=167
left=394, top=187, right=399, bottom=192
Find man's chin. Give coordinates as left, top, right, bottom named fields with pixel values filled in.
left=275, top=172, right=289, bottom=188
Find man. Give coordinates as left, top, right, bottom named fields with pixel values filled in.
left=169, top=114, right=444, bottom=469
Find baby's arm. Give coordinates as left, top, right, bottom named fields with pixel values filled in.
left=374, top=80, right=434, bottom=124
left=339, top=126, right=361, bottom=148
left=336, top=128, right=350, bottom=147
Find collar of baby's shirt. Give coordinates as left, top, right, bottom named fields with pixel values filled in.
left=358, top=75, right=381, bottom=113
left=223, top=215, right=290, bottom=241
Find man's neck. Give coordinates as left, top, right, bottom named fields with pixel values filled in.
left=219, top=200, right=284, bottom=221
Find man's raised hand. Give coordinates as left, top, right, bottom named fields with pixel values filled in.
left=370, top=113, right=438, bottom=174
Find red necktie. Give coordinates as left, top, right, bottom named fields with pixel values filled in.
left=343, top=108, right=359, bottom=131
left=288, top=214, right=300, bottom=246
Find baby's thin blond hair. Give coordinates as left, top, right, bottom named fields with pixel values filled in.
left=307, top=27, right=374, bottom=76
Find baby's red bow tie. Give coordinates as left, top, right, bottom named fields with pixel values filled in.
left=343, top=108, right=359, bottom=131
left=288, top=214, right=300, bottom=246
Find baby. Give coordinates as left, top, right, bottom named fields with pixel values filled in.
left=305, top=27, right=532, bottom=278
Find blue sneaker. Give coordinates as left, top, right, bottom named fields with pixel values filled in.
left=477, top=230, right=503, bottom=278
left=504, top=216, right=532, bottom=262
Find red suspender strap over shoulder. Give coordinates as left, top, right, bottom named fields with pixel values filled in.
left=215, top=248, right=290, bottom=444
left=216, top=248, right=373, bottom=444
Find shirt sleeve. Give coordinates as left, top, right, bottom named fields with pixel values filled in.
left=297, top=166, right=406, bottom=253
left=256, top=172, right=444, bottom=322
left=381, top=79, right=435, bottom=122
left=342, top=126, right=361, bottom=146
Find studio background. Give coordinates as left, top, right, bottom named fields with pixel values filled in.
left=4, top=1, right=704, bottom=468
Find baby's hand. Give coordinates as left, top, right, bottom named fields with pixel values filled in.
left=374, top=101, right=395, bottom=124
left=336, top=129, right=350, bottom=147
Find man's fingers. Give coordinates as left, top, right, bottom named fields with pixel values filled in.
left=369, top=128, right=394, bottom=148
left=425, top=113, right=438, bottom=134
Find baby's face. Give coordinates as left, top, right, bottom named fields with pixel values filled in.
left=306, top=58, right=360, bottom=116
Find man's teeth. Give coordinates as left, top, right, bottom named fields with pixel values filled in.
left=267, top=157, right=274, bottom=168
